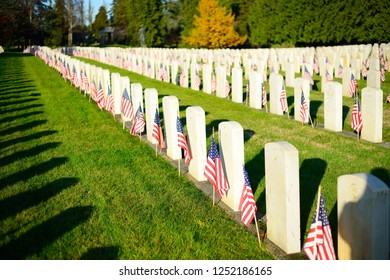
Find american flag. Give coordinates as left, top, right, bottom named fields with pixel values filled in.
left=239, top=165, right=257, bottom=227
left=176, top=116, right=191, bottom=165
left=60, top=61, right=67, bottom=79
left=262, top=84, right=267, bottom=106
left=152, top=108, right=165, bottom=150
left=66, top=63, right=70, bottom=80
left=204, top=135, right=229, bottom=198
left=193, top=69, right=201, bottom=90
left=246, top=80, right=250, bottom=98
left=91, top=78, right=97, bottom=101
left=313, top=57, right=319, bottom=74
left=351, top=95, right=363, bottom=132
left=71, top=66, right=77, bottom=86
left=130, top=104, right=145, bottom=135
left=325, top=70, right=333, bottom=82
left=211, top=72, right=216, bottom=93
left=225, top=76, right=230, bottom=97
left=280, top=83, right=288, bottom=113
left=337, top=64, right=343, bottom=78
left=147, top=62, right=153, bottom=78
left=303, top=194, right=336, bottom=260
left=349, top=73, right=358, bottom=97
left=386, top=93, right=390, bottom=103
left=105, top=85, right=114, bottom=115
left=83, top=71, right=90, bottom=93
left=362, top=61, right=368, bottom=78
left=96, top=81, right=105, bottom=109
left=385, top=57, right=389, bottom=71
left=163, top=66, right=169, bottom=82
left=380, top=67, right=386, bottom=83
left=304, top=66, right=314, bottom=86
left=121, top=87, right=134, bottom=120
left=179, top=71, right=186, bottom=87
left=300, top=91, right=309, bottom=124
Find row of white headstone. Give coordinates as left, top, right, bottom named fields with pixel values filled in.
left=70, top=44, right=387, bottom=144
left=32, top=45, right=389, bottom=260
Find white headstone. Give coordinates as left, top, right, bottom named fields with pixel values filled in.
left=216, top=66, right=228, bottom=98
left=111, top=73, right=122, bottom=116
left=144, top=88, right=159, bottom=144
left=162, top=96, right=181, bottom=160
left=265, top=141, right=301, bottom=254
left=249, top=71, right=263, bottom=109
left=131, top=83, right=143, bottom=121
left=285, top=62, right=295, bottom=87
left=202, top=64, right=212, bottom=94
left=186, top=106, right=206, bottom=181
left=367, top=69, right=381, bottom=89
left=361, top=87, right=383, bottom=143
left=269, top=73, right=285, bottom=115
left=232, top=67, right=243, bottom=104
left=338, top=173, right=389, bottom=260
left=171, top=60, right=178, bottom=85
left=342, top=67, right=354, bottom=97
left=219, top=121, right=244, bottom=211
left=324, top=82, right=343, bottom=132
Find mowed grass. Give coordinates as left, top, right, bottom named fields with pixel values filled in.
left=1, top=52, right=389, bottom=260
left=0, top=53, right=274, bottom=260
left=75, top=55, right=390, bottom=251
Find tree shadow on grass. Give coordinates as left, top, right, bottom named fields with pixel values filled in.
left=0, top=157, right=68, bottom=191
left=299, top=158, right=327, bottom=244
left=205, top=119, right=230, bottom=139
left=0, top=97, right=40, bottom=108
left=0, top=178, right=80, bottom=221
left=0, top=111, right=44, bottom=125
left=0, top=130, right=57, bottom=150
left=0, top=206, right=94, bottom=259
left=310, top=100, right=323, bottom=122
left=245, top=148, right=266, bottom=214
left=0, top=104, right=43, bottom=115
left=0, top=142, right=62, bottom=168
left=80, top=246, right=120, bottom=260
left=0, top=120, right=47, bottom=137
left=370, top=168, right=390, bottom=190
left=342, top=105, right=350, bottom=129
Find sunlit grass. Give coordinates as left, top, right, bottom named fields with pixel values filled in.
left=0, top=53, right=274, bottom=260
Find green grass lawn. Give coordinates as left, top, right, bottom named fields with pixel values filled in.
left=1, top=51, right=389, bottom=260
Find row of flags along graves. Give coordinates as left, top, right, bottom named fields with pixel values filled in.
left=35, top=45, right=390, bottom=260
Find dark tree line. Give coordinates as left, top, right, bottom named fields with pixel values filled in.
left=1, top=0, right=389, bottom=49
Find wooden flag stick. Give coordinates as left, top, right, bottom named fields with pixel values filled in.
left=265, top=104, right=268, bottom=113
left=155, top=143, right=158, bottom=157
left=357, top=131, right=360, bottom=141
left=253, top=213, right=262, bottom=247
left=178, top=159, right=181, bottom=176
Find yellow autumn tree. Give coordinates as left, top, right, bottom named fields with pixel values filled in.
left=183, top=0, right=247, bottom=49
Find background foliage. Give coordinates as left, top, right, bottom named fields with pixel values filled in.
left=0, top=0, right=389, bottom=49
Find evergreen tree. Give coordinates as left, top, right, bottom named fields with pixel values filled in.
left=93, top=5, right=109, bottom=40
left=179, top=0, right=199, bottom=41
left=125, top=0, right=164, bottom=47
left=51, top=0, right=67, bottom=46
left=112, top=0, right=129, bottom=44
left=162, top=0, right=182, bottom=47
left=183, top=0, right=246, bottom=49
